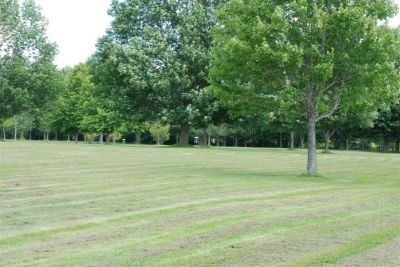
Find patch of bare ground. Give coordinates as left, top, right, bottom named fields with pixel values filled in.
left=327, top=237, right=400, bottom=267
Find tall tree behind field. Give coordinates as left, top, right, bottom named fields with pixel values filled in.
left=49, top=64, right=93, bottom=140
left=0, top=0, right=26, bottom=125
left=0, top=0, right=19, bottom=56
left=94, top=0, right=218, bottom=145
left=0, top=0, right=58, bottom=132
left=210, top=0, right=400, bottom=175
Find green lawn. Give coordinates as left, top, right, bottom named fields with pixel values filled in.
left=0, top=141, right=399, bottom=266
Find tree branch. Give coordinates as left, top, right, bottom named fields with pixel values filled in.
left=329, top=129, right=336, bottom=138
left=318, top=77, right=338, bottom=95
left=316, top=72, right=353, bottom=122
left=316, top=87, right=342, bottom=122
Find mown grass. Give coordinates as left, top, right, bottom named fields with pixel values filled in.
left=0, top=141, right=399, bottom=266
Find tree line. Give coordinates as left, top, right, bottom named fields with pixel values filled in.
left=1, top=0, right=399, bottom=174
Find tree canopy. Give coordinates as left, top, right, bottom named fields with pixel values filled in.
left=210, top=0, right=400, bottom=174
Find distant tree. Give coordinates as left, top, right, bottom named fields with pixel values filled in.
left=209, top=124, right=229, bottom=146
left=1, top=118, right=14, bottom=140
left=50, top=64, right=93, bottom=141
left=210, top=0, right=400, bottom=175
left=0, top=0, right=58, bottom=136
left=373, top=104, right=400, bottom=152
left=149, top=123, right=170, bottom=145
left=80, top=104, right=118, bottom=144
left=0, top=78, right=28, bottom=128
left=17, top=111, right=35, bottom=140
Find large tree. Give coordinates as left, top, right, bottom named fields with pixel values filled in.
left=0, top=0, right=58, bottom=132
left=50, top=64, right=93, bottom=141
left=210, top=0, right=400, bottom=175
left=95, top=0, right=218, bottom=145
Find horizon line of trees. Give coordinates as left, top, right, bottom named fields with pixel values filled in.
left=2, top=97, right=399, bottom=153
left=1, top=0, right=400, bottom=174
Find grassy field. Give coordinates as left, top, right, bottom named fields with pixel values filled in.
left=0, top=141, right=399, bottom=266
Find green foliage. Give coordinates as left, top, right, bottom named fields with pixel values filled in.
left=2, top=117, right=14, bottom=132
left=212, top=0, right=400, bottom=118
left=0, top=78, right=28, bottom=122
left=50, top=64, right=96, bottom=135
left=110, top=132, right=122, bottom=141
left=0, top=0, right=58, bottom=125
left=149, top=122, right=170, bottom=145
left=84, top=133, right=97, bottom=143
left=0, top=0, right=20, bottom=56
left=373, top=104, right=400, bottom=139
left=94, top=0, right=219, bottom=143
left=210, top=0, right=400, bottom=172
left=209, top=124, right=228, bottom=138
left=16, top=112, right=35, bottom=135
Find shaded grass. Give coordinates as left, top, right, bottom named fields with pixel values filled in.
left=0, top=141, right=399, bottom=266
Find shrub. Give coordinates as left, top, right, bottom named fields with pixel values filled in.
left=149, top=123, right=170, bottom=145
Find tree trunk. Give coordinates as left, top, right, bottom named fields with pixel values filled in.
left=29, top=128, right=32, bottom=140
left=175, top=132, right=179, bottom=144
left=179, top=123, right=190, bottom=145
left=75, top=133, right=79, bottom=143
left=279, top=133, right=283, bottom=148
left=244, top=139, right=247, bottom=147
left=199, top=131, right=205, bottom=145
left=300, top=136, right=304, bottom=149
left=47, top=132, right=50, bottom=141
left=383, top=136, right=389, bottom=152
left=208, top=134, right=211, bottom=146
left=2, top=126, right=5, bottom=140
left=43, top=132, right=46, bottom=141
left=307, top=118, right=318, bottom=175
left=112, top=134, right=116, bottom=144
left=216, top=136, right=220, bottom=146
left=100, top=134, right=103, bottom=144
left=135, top=132, right=141, bottom=144
left=13, top=115, right=17, bottom=140
left=223, top=137, right=226, bottom=146
left=324, top=130, right=330, bottom=153
left=20, top=130, right=24, bottom=140
left=55, top=132, right=58, bottom=141
left=235, top=136, right=238, bottom=147
left=290, top=131, right=295, bottom=149
left=67, top=134, right=70, bottom=142
left=395, top=137, right=399, bottom=153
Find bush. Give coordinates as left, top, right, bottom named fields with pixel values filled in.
left=108, top=132, right=122, bottom=143
left=85, top=133, right=97, bottom=143
left=149, top=123, right=170, bottom=145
